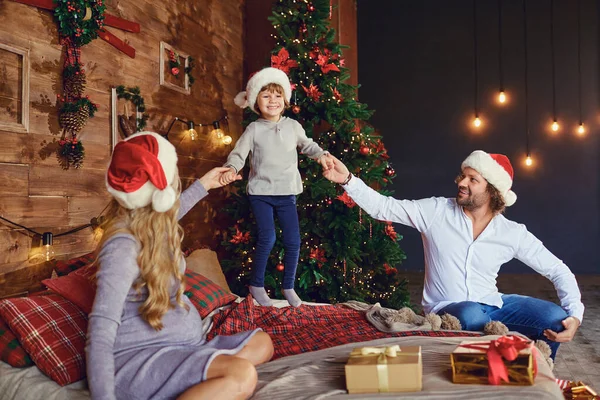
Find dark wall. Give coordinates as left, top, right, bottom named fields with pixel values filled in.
left=357, top=0, right=599, bottom=274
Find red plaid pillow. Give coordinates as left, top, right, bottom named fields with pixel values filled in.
left=54, top=252, right=95, bottom=276
left=184, top=269, right=237, bottom=318
left=0, top=317, right=33, bottom=368
left=0, top=294, right=87, bottom=385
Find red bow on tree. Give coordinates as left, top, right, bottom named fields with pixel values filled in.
left=459, top=335, right=538, bottom=385
left=309, top=247, right=327, bottom=267
left=302, top=84, right=322, bottom=102
left=229, top=225, right=250, bottom=244
left=384, top=222, right=398, bottom=240
left=336, top=192, right=356, bottom=208
left=315, top=54, right=340, bottom=74
left=271, top=48, right=298, bottom=74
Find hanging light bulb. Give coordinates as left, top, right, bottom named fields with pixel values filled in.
left=577, top=123, right=585, bottom=135
left=525, top=155, right=533, bottom=167
left=186, top=121, right=197, bottom=141
left=551, top=120, right=559, bottom=132
left=498, top=91, right=506, bottom=104
left=473, top=116, right=482, bottom=128
left=211, top=121, right=224, bottom=138
left=42, top=232, right=55, bottom=261
left=222, top=135, right=232, bottom=145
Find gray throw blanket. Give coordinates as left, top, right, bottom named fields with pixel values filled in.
left=340, top=300, right=462, bottom=332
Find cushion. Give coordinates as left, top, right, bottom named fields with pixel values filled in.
left=0, top=317, right=33, bottom=368
left=54, top=252, right=95, bottom=276
left=184, top=269, right=237, bottom=318
left=185, top=249, right=232, bottom=293
left=44, top=262, right=235, bottom=319
left=42, top=264, right=97, bottom=314
left=0, top=294, right=87, bottom=385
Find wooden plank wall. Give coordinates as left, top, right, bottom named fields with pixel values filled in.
left=0, top=0, right=245, bottom=281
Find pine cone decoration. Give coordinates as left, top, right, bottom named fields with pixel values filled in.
left=68, top=151, right=85, bottom=169
left=75, top=104, right=90, bottom=131
left=59, top=111, right=79, bottom=132
left=64, top=73, right=86, bottom=98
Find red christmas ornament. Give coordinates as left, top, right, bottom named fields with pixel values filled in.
left=291, top=105, right=301, bottom=114
left=359, top=145, right=370, bottom=156
left=326, top=198, right=332, bottom=205
left=385, top=166, right=395, bottom=176
left=308, top=4, right=315, bottom=11
left=276, top=262, right=285, bottom=272
left=171, top=67, right=180, bottom=76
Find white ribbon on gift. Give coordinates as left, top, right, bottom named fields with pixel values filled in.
left=350, top=345, right=407, bottom=392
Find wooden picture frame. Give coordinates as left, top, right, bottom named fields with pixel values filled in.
left=0, top=42, right=29, bottom=133
left=111, top=87, right=143, bottom=151
left=159, top=41, right=191, bottom=95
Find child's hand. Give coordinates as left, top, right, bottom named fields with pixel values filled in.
left=319, top=153, right=335, bottom=171
left=218, top=168, right=240, bottom=187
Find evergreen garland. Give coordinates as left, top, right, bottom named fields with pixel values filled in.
left=53, top=0, right=106, bottom=47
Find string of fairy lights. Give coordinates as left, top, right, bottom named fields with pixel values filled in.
left=471, top=0, right=589, bottom=168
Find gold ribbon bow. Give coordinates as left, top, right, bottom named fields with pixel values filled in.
left=350, top=345, right=419, bottom=392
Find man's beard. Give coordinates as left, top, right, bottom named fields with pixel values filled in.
left=456, top=189, right=487, bottom=211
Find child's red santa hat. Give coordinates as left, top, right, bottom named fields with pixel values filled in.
left=461, top=150, right=517, bottom=207
left=106, top=131, right=178, bottom=212
left=234, top=67, right=292, bottom=113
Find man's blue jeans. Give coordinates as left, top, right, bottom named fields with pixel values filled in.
left=248, top=195, right=300, bottom=290
left=438, top=294, right=568, bottom=359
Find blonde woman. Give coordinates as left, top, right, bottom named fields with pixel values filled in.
left=86, top=131, right=273, bottom=400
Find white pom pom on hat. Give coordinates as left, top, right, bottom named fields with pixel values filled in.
left=106, top=131, right=179, bottom=212
left=234, top=67, right=292, bottom=113
left=461, top=150, right=517, bottom=207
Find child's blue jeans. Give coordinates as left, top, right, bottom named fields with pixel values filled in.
left=248, top=195, right=300, bottom=290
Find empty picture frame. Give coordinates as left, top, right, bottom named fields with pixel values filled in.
left=159, top=41, right=191, bottom=95
left=0, top=42, right=29, bottom=132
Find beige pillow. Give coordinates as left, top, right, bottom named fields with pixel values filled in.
left=185, top=249, right=232, bottom=293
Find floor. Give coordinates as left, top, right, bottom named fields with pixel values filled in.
left=401, top=271, right=600, bottom=387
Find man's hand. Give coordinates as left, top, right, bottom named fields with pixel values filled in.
left=199, top=167, right=241, bottom=190
left=543, top=316, right=580, bottom=343
left=322, top=155, right=350, bottom=184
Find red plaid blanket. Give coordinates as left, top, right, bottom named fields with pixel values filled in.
left=207, top=295, right=482, bottom=360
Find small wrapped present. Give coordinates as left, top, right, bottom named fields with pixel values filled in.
left=345, top=344, right=422, bottom=394
left=451, top=335, right=537, bottom=385
left=563, top=381, right=599, bottom=400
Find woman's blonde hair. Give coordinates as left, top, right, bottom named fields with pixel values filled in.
left=253, top=83, right=290, bottom=115
left=96, top=175, right=187, bottom=331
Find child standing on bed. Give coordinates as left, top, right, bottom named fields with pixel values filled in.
left=86, top=131, right=273, bottom=400
left=221, top=67, right=333, bottom=308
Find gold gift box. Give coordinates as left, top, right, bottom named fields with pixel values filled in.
left=451, top=339, right=535, bottom=385
left=345, top=345, right=422, bottom=394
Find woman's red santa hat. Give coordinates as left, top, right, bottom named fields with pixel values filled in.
left=461, top=150, right=517, bottom=207
left=106, top=131, right=178, bottom=212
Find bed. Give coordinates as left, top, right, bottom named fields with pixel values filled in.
left=0, top=251, right=564, bottom=400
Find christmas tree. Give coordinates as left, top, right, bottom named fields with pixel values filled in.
left=221, top=0, right=410, bottom=309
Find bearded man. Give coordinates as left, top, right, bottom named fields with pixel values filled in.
left=323, top=150, right=584, bottom=359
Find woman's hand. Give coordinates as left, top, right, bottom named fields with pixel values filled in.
left=199, top=167, right=241, bottom=190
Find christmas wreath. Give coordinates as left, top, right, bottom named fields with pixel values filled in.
left=116, top=85, right=149, bottom=132
left=54, top=0, right=107, bottom=47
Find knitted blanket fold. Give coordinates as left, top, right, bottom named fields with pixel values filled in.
left=341, top=300, right=444, bottom=332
